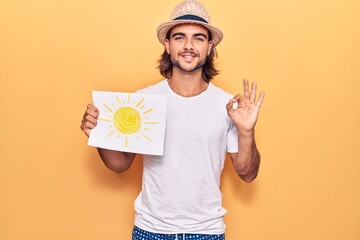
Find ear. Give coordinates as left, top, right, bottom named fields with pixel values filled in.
left=164, top=39, right=170, bottom=54
left=207, top=41, right=214, bottom=56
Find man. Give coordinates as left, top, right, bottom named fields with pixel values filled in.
left=80, top=0, right=264, bottom=239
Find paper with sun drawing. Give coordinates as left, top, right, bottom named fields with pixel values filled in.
left=88, top=91, right=167, bottom=155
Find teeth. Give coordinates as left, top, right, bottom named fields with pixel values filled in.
left=181, top=53, right=196, bottom=57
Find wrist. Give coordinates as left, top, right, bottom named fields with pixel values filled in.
left=237, top=128, right=255, bottom=138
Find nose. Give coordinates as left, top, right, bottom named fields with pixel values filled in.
left=184, top=39, right=194, bottom=50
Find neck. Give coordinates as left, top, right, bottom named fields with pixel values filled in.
left=168, top=68, right=209, bottom=97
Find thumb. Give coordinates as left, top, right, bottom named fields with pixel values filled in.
left=226, top=99, right=234, bottom=115
left=85, top=129, right=91, bottom=138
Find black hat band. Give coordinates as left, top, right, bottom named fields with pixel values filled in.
left=173, top=14, right=208, bottom=24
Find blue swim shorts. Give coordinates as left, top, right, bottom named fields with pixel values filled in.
left=132, top=225, right=225, bottom=240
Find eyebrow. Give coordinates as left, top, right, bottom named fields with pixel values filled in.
left=171, top=32, right=208, bottom=39
left=171, top=32, right=185, bottom=38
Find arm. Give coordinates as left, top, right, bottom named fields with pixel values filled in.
left=229, top=130, right=260, bottom=183
left=80, top=104, right=136, bottom=173
left=97, top=148, right=136, bottom=173
left=226, top=79, right=264, bottom=183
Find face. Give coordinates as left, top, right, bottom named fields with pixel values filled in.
left=164, top=24, right=213, bottom=73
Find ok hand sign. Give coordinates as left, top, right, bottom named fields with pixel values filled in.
left=226, top=79, right=265, bottom=132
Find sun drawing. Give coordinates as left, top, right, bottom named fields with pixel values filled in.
left=99, top=93, right=158, bottom=148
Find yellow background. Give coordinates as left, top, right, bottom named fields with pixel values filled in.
left=1, top=0, right=359, bottom=239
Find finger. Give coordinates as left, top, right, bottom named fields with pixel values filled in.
left=85, top=114, right=98, bottom=125
left=81, top=120, right=96, bottom=132
left=84, top=129, right=91, bottom=137
left=250, top=82, right=257, bottom=103
left=87, top=103, right=98, bottom=112
left=243, top=79, right=250, bottom=99
left=232, top=94, right=244, bottom=103
left=80, top=122, right=92, bottom=137
left=81, top=104, right=99, bottom=138
left=256, top=91, right=265, bottom=107
left=84, top=120, right=96, bottom=129
left=86, top=107, right=100, bottom=119
left=80, top=121, right=95, bottom=137
left=226, top=99, right=234, bottom=115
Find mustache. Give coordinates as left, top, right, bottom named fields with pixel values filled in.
left=178, top=50, right=198, bottom=57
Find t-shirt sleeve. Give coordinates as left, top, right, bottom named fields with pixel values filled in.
left=227, top=120, right=238, bottom=153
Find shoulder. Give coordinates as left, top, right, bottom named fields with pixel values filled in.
left=136, top=79, right=168, bottom=94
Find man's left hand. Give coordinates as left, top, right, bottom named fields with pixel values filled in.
left=226, top=79, right=265, bottom=132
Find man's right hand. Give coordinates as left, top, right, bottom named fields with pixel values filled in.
left=80, top=104, right=99, bottom=137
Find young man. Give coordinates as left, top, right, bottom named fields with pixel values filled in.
left=80, top=0, right=264, bottom=239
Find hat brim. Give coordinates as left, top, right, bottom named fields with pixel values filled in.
left=157, top=20, right=223, bottom=46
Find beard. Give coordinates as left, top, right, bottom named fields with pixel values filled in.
left=170, top=51, right=207, bottom=73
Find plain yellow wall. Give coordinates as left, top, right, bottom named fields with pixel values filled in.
left=1, top=0, right=359, bottom=239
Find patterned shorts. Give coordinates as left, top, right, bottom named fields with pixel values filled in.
left=132, top=225, right=225, bottom=240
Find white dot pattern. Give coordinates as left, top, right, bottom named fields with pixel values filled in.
left=132, top=226, right=225, bottom=240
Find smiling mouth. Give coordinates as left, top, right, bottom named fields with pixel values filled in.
left=180, top=52, right=198, bottom=62
left=180, top=51, right=197, bottom=56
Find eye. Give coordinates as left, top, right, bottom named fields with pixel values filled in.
left=194, top=37, right=205, bottom=42
left=174, top=36, right=184, bottom=41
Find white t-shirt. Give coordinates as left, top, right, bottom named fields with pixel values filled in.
left=134, top=79, right=238, bottom=234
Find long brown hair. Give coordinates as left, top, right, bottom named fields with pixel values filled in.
left=157, top=28, right=219, bottom=83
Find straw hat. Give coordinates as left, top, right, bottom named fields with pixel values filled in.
left=157, top=0, right=223, bottom=46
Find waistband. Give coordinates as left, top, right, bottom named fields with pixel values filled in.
left=132, top=225, right=225, bottom=240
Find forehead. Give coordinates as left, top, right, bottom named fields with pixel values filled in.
left=169, top=23, right=209, bottom=36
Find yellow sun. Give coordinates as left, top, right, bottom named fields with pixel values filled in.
left=113, top=107, right=141, bottom=134
left=99, top=93, right=158, bottom=148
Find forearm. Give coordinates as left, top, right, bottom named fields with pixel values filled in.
left=97, top=148, right=136, bottom=173
left=232, top=130, right=260, bottom=182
